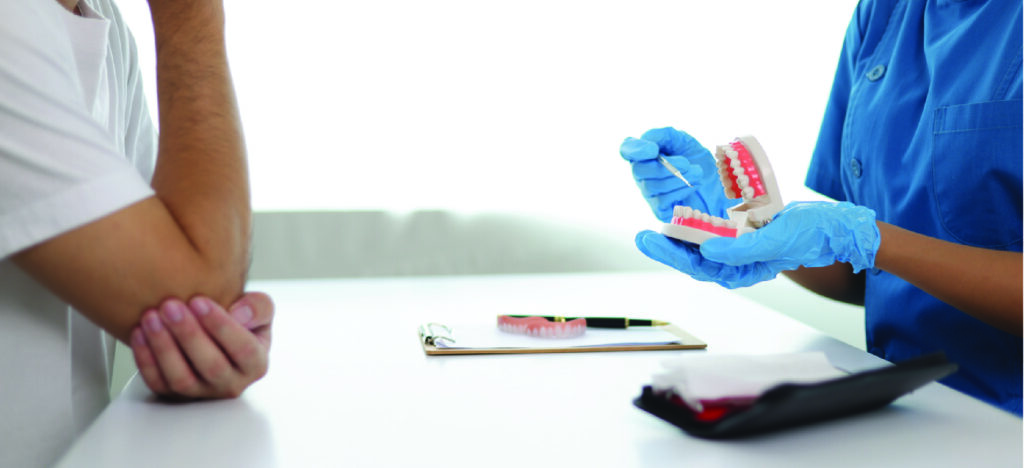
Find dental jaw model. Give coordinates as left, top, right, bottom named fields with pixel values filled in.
left=497, top=315, right=587, bottom=338
left=661, top=136, right=784, bottom=245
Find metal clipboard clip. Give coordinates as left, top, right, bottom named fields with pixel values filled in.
left=418, top=322, right=455, bottom=346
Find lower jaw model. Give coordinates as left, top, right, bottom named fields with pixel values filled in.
left=661, top=135, right=784, bottom=245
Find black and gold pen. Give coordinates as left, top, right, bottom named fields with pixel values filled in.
left=505, top=315, right=670, bottom=329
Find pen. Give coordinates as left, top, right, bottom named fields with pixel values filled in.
left=505, top=315, right=671, bottom=329
left=658, top=155, right=693, bottom=187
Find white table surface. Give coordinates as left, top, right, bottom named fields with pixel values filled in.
left=57, top=272, right=1023, bottom=467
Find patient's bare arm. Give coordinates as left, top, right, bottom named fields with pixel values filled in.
left=13, top=0, right=250, bottom=343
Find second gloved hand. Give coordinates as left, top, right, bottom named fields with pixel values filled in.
left=635, top=201, right=881, bottom=288
left=620, top=127, right=738, bottom=222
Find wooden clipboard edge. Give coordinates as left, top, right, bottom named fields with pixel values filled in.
left=420, top=323, right=706, bottom=356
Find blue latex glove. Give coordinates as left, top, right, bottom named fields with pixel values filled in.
left=635, top=201, right=881, bottom=289
left=619, top=127, right=738, bottom=222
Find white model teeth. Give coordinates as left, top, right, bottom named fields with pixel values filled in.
left=672, top=206, right=735, bottom=227
left=715, top=143, right=758, bottom=201
left=717, top=165, right=737, bottom=198
left=717, top=157, right=736, bottom=198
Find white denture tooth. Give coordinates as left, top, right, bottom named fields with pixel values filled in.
left=681, top=206, right=693, bottom=218
left=730, top=156, right=742, bottom=169
left=700, top=213, right=711, bottom=222
left=726, top=220, right=738, bottom=228
left=742, top=186, right=755, bottom=198
left=711, top=216, right=725, bottom=227
left=736, top=174, right=750, bottom=187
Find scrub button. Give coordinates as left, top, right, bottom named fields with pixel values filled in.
left=866, top=64, right=886, bottom=81
left=849, top=158, right=862, bottom=178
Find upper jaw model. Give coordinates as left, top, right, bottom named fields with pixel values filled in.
left=661, top=135, right=784, bottom=245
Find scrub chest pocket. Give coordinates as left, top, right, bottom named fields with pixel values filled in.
left=931, top=99, right=1023, bottom=249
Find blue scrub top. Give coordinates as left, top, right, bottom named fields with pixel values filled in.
left=806, top=0, right=1022, bottom=414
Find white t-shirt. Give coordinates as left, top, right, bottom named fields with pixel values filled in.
left=0, top=0, right=156, bottom=466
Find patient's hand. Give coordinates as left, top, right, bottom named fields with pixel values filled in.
left=129, top=291, right=273, bottom=399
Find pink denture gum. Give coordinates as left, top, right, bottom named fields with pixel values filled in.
left=497, top=315, right=586, bottom=339
left=661, top=135, right=784, bottom=245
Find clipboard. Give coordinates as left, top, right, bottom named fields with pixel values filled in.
left=418, top=322, right=707, bottom=355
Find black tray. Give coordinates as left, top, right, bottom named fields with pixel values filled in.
left=633, top=352, right=957, bottom=438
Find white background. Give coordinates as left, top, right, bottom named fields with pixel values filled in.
left=117, top=0, right=858, bottom=236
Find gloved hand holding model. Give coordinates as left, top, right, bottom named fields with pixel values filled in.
left=635, top=201, right=881, bottom=289
left=619, top=127, right=739, bottom=222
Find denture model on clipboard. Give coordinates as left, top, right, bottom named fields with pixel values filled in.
left=662, top=136, right=784, bottom=245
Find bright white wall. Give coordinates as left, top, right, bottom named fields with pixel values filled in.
left=117, top=0, right=857, bottom=237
